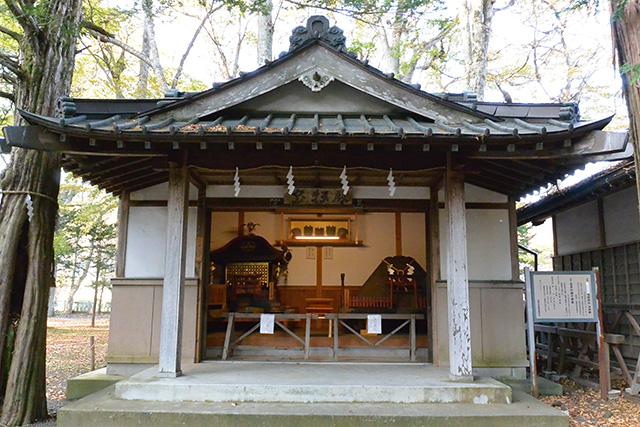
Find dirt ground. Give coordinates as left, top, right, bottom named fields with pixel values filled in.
left=27, top=316, right=640, bottom=426
left=35, top=314, right=109, bottom=426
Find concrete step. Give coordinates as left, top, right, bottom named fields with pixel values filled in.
left=114, top=362, right=511, bottom=404
left=66, top=367, right=125, bottom=401
left=58, top=386, right=569, bottom=427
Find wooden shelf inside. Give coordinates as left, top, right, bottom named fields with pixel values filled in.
left=276, top=239, right=363, bottom=247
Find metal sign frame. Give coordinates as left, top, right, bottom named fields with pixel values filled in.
left=528, top=270, right=598, bottom=323
left=524, top=267, right=606, bottom=399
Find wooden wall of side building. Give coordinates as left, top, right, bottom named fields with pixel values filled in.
left=554, top=186, right=640, bottom=256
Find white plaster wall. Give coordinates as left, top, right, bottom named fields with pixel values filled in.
left=438, top=184, right=508, bottom=203
left=439, top=209, right=512, bottom=280
left=603, top=187, right=640, bottom=246
left=210, top=212, right=238, bottom=250
left=130, top=182, right=198, bottom=201
left=125, top=206, right=198, bottom=278
left=401, top=212, right=427, bottom=265
left=243, top=212, right=281, bottom=241
left=326, top=213, right=397, bottom=286
left=555, top=201, right=600, bottom=256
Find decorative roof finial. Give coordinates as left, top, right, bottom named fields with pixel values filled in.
left=289, top=15, right=348, bottom=53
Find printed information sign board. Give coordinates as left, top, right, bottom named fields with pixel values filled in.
left=529, top=271, right=598, bottom=323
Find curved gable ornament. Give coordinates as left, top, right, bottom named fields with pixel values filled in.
left=299, top=70, right=334, bottom=92
left=289, top=15, right=349, bottom=54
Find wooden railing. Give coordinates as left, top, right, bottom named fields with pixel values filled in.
left=220, top=312, right=424, bottom=362
left=348, top=296, right=392, bottom=309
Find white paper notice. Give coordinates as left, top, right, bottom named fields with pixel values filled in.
left=532, top=273, right=596, bottom=322
left=367, top=315, right=382, bottom=334
left=260, top=314, right=275, bottom=334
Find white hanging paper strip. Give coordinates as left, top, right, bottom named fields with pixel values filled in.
left=260, top=314, right=275, bottom=334
left=233, top=167, right=241, bottom=197
left=25, top=194, right=34, bottom=222
left=339, top=166, right=350, bottom=195
left=387, top=168, right=396, bottom=197
left=286, top=166, right=295, bottom=195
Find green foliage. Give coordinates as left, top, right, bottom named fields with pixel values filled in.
left=620, top=62, right=640, bottom=86
left=55, top=175, right=117, bottom=307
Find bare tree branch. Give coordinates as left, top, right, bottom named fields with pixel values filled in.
left=493, top=0, right=516, bottom=13
left=3, top=0, right=41, bottom=54
left=171, top=2, right=223, bottom=89
left=0, top=90, right=15, bottom=102
left=1, top=70, right=17, bottom=84
left=0, top=25, right=22, bottom=42
left=85, top=29, right=155, bottom=69
left=81, top=20, right=115, bottom=38
left=0, top=51, right=23, bottom=78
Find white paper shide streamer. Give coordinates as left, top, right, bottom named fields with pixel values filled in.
left=25, top=194, right=34, bottom=222
left=286, top=166, right=295, bottom=195
left=387, top=168, right=396, bottom=197
left=340, top=166, right=350, bottom=195
left=233, top=167, right=241, bottom=197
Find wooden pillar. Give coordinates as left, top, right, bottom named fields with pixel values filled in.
left=428, top=185, right=441, bottom=365
left=115, top=190, right=130, bottom=278
left=158, top=162, right=190, bottom=377
left=445, top=168, right=473, bottom=381
left=194, top=187, right=210, bottom=363
left=316, top=250, right=323, bottom=298
left=508, top=196, right=520, bottom=280
left=395, top=212, right=402, bottom=256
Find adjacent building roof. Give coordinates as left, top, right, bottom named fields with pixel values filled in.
left=517, top=159, right=636, bottom=225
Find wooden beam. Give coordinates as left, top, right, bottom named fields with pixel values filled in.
left=552, top=214, right=559, bottom=255
left=238, top=211, right=245, bottom=236
left=395, top=212, right=403, bottom=256
left=115, top=190, right=130, bottom=277
left=158, top=160, right=190, bottom=377
left=509, top=196, right=519, bottom=280
left=189, top=168, right=207, bottom=191
left=597, top=198, right=606, bottom=247
left=445, top=164, right=473, bottom=381
left=104, top=171, right=166, bottom=193
left=115, top=175, right=168, bottom=195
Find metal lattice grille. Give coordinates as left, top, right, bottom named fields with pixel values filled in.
left=225, top=262, right=269, bottom=286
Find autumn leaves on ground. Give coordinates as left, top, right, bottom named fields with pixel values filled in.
left=45, top=315, right=109, bottom=414
left=44, top=316, right=640, bottom=426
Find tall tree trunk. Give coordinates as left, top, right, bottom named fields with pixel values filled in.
left=140, top=0, right=168, bottom=94
left=65, top=253, right=93, bottom=315
left=377, top=26, right=400, bottom=75
left=610, top=1, right=640, bottom=218
left=137, top=15, right=151, bottom=98
left=459, top=0, right=494, bottom=100
left=257, top=0, right=274, bottom=66
left=0, top=1, right=83, bottom=424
